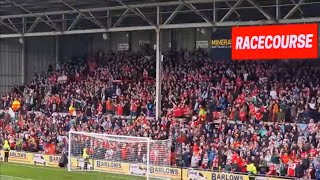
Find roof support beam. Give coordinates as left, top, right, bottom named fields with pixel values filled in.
left=88, top=12, right=106, bottom=29
left=22, top=17, right=26, bottom=33
left=114, top=0, right=154, bottom=26
left=27, top=17, right=40, bottom=33
left=6, top=18, right=19, bottom=33
left=60, top=0, right=107, bottom=30
left=276, top=0, right=280, bottom=19
left=67, top=14, right=81, bottom=31
left=112, top=9, right=129, bottom=28
left=220, top=0, right=244, bottom=22
left=163, top=5, right=183, bottom=25
left=284, top=0, right=305, bottom=19
left=247, top=0, right=274, bottom=21
left=6, top=0, right=61, bottom=32
left=2, top=17, right=320, bottom=38
left=290, top=0, right=304, bottom=16
left=213, top=0, right=217, bottom=22
left=62, top=14, right=67, bottom=31
left=0, top=18, right=22, bottom=34
left=45, top=15, right=55, bottom=26
left=0, top=25, right=156, bottom=38
left=0, top=0, right=235, bottom=19
left=179, top=0, right=214, bottom=25
left=107, top=10, right=111, bottom=28
left=226, top=2, right=240, bottom=18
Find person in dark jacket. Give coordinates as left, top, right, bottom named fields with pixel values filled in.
left=59, top=152, right=68, bottom=168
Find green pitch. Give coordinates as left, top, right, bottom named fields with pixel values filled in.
left=0, top=162, right=146, bottom=180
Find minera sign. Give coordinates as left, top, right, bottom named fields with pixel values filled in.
left=231, top=24, right=318, bottom=60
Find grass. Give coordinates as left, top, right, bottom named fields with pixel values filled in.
left=0, top=162, right=147, bottom=180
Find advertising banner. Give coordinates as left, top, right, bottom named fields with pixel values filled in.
left=253, top=177, right=293, bottom=180
left=70, top=157, right=79, bottom=169
left=196, top=41, right=209, bottom=49
left=94, top=159, right=130, bottom=174
left=210, top=28, right=232, bottom=59
left=319, top=23, right=320, bottom=56
left=232, top=24, right=319, bottom=60
left=212, top=172, right=249, bottom=180
left=0, top=150, right=291, bottom=180
left=149, top=166, right=181, bottom=179
left=184, top=169, right=212, bottom=180
left=33, top=154, right=61, bottom=167
left=118, top=43, right=129, bottom=51
left=211, top=39, right=232, bottom=48
left=7, top=150, right=34, bottom=164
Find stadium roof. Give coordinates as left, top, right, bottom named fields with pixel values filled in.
left=0, top=0, right=319, bottom=38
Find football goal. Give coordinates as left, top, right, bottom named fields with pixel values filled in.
left=68, top=131, right=172, bottom=180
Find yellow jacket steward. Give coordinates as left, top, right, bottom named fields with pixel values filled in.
left=82, top=148, right=89, bottom=159
left=3, top=140, right=10, bottom=152
left=247, top=163, right=257, bottom=174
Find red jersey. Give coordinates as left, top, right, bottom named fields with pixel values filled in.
left=254, top=111, right=263, bottom=120
left=117, top=104, right=124, bottom=116
left=287, top=163, right=296, bottom=177
left=173, top=107, right=183, bottom=117
left=130, top=102, right=137, bottom=112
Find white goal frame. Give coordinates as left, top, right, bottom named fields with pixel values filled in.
left=68, top=130, right=151, bottom=180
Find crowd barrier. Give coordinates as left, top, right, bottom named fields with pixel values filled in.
left=0, top=150, right=292, bottom=180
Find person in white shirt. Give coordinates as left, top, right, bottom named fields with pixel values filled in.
left=270, top=88, right=277, bottom=99
left=191, top=152, right=200, bottom=168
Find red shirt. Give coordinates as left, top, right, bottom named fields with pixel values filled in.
left=173, top=107, right=183, bottom=117
left=254, top=111, right=263, bottom=120
left=309, top=149, right=317, bottom=156
left=239, top=111, right=247, bottom=121
left=281, top=154, right=290, bottom=164
left=130, top=103, right=137, bottom=112
left=287, top=163, right=296, bottom=177
left=236, top=77, right=242, bottom=87
left=106, top=100, right=113, bottom=111
left=249, top=104, right=256, bottom=115
left=121, top=148, right=128, bottom=160
left=117, top=104, right=124, bottom=116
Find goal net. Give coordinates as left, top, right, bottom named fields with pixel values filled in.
left=68, top=131, right=172, bottom=180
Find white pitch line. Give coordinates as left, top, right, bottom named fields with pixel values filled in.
left=1, top=163, right=143, bottom=180
left=0, top=175, right=33, bottom=180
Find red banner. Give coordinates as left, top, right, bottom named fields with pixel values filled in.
left=44, top=144, right=56, bottom=155
left=232, top=24, right=318, bottom=60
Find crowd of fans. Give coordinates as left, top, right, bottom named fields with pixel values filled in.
left=1, top=49, right=320, bottom=179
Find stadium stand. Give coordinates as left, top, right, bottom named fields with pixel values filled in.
left=1, top=50, right=320, bottom=179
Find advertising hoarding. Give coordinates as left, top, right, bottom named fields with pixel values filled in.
left=210, top=28, right=232, bottom=60
left=232, top=24, right=318, bottom=60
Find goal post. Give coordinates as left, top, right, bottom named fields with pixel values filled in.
left=68, top=130, right=171, bottom=180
